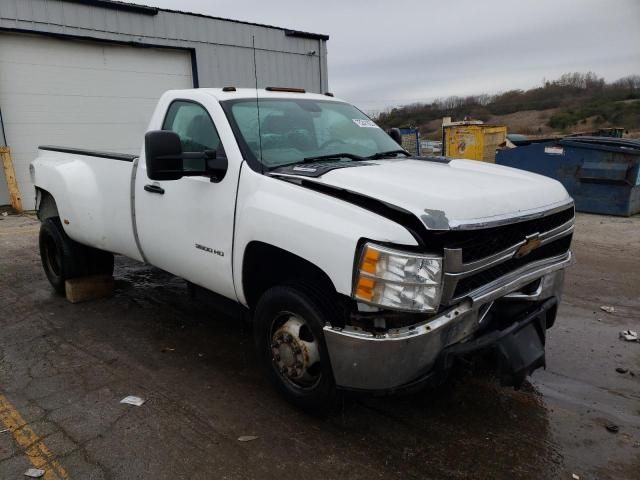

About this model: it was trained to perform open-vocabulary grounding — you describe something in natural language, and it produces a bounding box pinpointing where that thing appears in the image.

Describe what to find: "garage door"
[0,32,193,208]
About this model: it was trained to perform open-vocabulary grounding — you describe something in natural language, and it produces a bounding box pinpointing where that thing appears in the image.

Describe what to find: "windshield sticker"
[292,166,317,172]
[544,146,564,155]
[352,119,379,128]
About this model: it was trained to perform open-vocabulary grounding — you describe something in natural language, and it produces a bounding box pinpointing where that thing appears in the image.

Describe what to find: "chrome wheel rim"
[270,312,321,389]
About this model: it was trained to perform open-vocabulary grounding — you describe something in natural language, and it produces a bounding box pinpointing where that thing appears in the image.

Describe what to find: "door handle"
[144,184,165,195]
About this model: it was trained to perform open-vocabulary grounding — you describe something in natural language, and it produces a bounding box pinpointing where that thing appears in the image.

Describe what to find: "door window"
[163,101,222,153]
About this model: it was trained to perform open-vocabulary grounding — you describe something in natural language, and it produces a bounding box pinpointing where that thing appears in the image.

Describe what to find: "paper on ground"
[120,395,145,406]
[24,468,46,478]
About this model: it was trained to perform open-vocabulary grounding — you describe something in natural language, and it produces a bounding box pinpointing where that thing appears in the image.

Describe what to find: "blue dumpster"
[496,136,640,216]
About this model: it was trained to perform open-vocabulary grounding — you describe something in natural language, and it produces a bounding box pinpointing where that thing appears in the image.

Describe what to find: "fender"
[233,167,418,305]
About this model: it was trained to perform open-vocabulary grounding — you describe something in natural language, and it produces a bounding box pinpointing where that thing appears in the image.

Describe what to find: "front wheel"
[254,285,338,414]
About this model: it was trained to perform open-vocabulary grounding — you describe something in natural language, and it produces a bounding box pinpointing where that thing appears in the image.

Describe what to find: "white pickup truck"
[31,87,574,412]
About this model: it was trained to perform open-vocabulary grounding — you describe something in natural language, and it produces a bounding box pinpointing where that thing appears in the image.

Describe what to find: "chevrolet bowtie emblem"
[515,234,542,258]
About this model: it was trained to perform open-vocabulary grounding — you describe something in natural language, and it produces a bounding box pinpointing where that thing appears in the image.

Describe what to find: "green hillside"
[375,73,640,139]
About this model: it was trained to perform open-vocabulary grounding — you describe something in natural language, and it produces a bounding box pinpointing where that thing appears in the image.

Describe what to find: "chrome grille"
[440,206,575,305]
[452,235,572,298]
[445,206,575,263]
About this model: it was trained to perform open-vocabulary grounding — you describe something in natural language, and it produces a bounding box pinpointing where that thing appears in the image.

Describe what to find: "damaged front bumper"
[324,256,569,391]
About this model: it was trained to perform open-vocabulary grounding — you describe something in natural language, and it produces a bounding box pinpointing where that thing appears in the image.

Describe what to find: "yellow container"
[443,125,507,163]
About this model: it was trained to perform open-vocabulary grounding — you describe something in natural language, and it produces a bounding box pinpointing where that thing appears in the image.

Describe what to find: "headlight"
[352,242,443,313]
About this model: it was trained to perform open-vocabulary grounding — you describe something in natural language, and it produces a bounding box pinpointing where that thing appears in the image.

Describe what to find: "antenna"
[252,35,264,173]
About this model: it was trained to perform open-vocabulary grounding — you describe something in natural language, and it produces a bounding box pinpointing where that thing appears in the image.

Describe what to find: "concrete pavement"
[0,213,638,479]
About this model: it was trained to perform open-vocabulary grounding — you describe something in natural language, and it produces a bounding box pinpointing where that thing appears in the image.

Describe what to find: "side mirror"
[145,130,184,181]
[145,130,229,182]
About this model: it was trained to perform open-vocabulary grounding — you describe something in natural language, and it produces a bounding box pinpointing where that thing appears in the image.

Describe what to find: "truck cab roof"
[164,87,343,103]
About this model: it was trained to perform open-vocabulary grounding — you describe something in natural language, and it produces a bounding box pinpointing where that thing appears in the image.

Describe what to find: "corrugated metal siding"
[0,0,329,91]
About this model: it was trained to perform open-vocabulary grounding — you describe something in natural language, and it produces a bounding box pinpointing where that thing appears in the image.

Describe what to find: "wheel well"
[242,241,340,311]
[35,188,59,221]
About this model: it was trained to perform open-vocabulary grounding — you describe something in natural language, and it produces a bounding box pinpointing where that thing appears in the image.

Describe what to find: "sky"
[127,0,640,113]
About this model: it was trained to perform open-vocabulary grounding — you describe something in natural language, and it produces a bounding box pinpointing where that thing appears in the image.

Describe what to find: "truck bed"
[31,146,143,262]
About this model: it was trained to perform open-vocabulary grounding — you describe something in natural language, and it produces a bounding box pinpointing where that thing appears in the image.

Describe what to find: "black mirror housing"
[145,131,229,182]
[145,130,184,181]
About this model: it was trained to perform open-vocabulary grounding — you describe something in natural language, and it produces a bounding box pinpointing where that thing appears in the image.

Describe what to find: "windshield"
[223,99,402,168]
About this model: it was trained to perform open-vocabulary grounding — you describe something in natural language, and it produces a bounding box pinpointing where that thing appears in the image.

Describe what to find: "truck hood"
[293,158,572,230]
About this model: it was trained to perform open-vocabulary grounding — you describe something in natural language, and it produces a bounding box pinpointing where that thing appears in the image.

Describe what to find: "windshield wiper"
[365,149,410,160]
[301,152,365,163]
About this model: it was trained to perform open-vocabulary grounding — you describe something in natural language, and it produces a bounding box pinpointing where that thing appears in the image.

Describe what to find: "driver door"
[135,97,240,301]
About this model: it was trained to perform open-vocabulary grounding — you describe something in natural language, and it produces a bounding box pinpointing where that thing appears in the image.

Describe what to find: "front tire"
[254,285,338,414]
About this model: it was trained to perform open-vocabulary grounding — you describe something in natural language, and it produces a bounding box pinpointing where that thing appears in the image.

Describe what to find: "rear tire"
[39,218,89,294]
[254,285,339,415]
[39,217,114,294]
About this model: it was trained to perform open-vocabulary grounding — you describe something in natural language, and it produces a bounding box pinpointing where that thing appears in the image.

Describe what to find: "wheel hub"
[271,315,320,386]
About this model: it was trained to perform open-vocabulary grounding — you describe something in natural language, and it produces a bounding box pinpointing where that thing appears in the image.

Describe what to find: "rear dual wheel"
[39,217,114,294]
[254,285,339,414]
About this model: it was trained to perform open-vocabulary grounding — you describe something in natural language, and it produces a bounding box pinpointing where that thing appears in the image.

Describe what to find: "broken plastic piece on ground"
[24,468,46,478]
[0,428,9,434]
[120,395,145,406]
[615,367,628,374]
[1,212,8,217]
[619,330,638,342]
[572,474,580,480]
[161,347,175,353]
[238,435,259,442]
[600,305,615,314]
[605,423,619,434]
